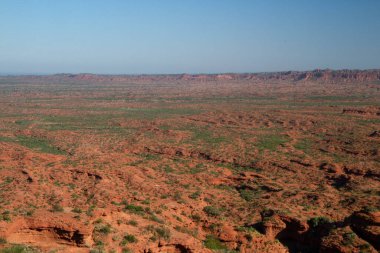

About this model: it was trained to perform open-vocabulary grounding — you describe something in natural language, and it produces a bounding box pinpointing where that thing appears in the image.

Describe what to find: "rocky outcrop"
[260,209,308,241]
[217,224,238,249]
[349,211,380,250]
[260,211,287,239]
[0,212,93,248]
[144,231,210,253]
[320,227,377,253]
[257,209,380,252]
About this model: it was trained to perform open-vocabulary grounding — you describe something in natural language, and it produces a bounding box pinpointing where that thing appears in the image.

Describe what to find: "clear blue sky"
[1,0,379,74]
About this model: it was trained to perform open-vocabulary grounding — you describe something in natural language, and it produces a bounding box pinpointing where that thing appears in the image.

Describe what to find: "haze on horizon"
[1,0,380,75]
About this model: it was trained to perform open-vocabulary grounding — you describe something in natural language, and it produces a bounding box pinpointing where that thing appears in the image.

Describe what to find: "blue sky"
[0,0,379,74]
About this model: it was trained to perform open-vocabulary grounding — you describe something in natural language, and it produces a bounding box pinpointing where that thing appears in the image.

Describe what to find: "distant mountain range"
[2,69,380,83]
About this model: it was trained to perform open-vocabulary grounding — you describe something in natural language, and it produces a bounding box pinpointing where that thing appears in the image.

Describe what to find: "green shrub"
[191,214,201,222]
[127,219,138,226]
[342,232,356,246]
[203,206,221,217]
[142,199,150,205]
[189,191,201,199]
[72,207,82,213]
[150,215,164,224]
[96,224,112,235]
[245,234,253,241]
[120,234,138,245]
[363,206,379,213]
[308,216,331,228]
[155,227,171,240]
[51,204,64,212]
[174,226,198,237]
[0,211,11,222]
[86,205,96,216]
[124,204,144,214]
[162,165,173,173]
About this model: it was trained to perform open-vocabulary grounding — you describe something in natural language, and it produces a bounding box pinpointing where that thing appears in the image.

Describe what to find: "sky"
[0,0,380,74]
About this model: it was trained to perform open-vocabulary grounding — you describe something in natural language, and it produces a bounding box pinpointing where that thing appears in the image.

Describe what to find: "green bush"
[342,232,356,246]
[308,216,331,228]
[127,219,138,226]
[51,204,64,212]
[155,227,171,240]
[120,234,138,245]
[124,204,144,214]
[72,207,82,213]
[191,214,201,222]
[189,191,201,199]
[97,224,112,235]
[203,206,221,217]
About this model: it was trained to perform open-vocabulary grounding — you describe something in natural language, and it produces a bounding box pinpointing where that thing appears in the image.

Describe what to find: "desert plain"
[0,70,379,252]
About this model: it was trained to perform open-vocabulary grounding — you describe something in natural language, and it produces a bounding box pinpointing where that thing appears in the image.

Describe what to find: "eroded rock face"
[261,214,287,239]
[241,237,289,253]
[0,211,92,248]
[260,209,309,242]
[320,162,343,174]
[256,209,380,252]
[218,224,238,242]
[144,230,209,253]
[350,211,380,250]
[217,224,238,249]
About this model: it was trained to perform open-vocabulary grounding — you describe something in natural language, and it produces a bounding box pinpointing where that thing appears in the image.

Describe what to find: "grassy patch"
[0,136,14,142]
[15,120,32,127]
[138,153,160,161]
[16,136,65,155]
[188,164,207,174]
[0,135,65,155]
[190,128,228,145]
[146,225,171,241]
[256,133,289,151]
[124,107,201,120]
[204,235,227,250]
[294,138,313,155]
[238,188,259,201]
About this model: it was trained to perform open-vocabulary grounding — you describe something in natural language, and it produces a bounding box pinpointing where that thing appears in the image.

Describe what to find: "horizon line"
[1,68,380,77]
